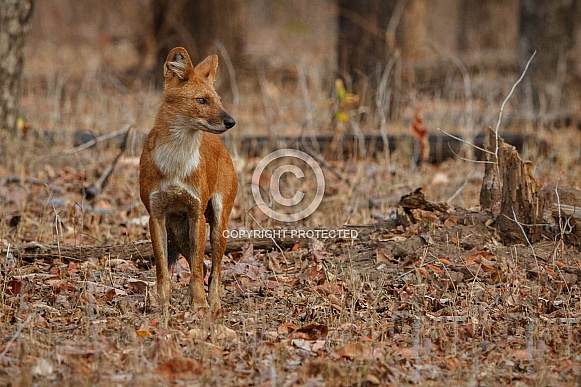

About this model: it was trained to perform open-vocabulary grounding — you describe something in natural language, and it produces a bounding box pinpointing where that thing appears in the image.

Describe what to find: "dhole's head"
[162,47,235,134]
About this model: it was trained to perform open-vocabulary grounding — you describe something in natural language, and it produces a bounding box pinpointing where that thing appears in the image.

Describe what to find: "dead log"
[496,133,544,244]
[550,204,581,247]
[544,186,581,248]
[1,236,313,268]
[229,133,537,164]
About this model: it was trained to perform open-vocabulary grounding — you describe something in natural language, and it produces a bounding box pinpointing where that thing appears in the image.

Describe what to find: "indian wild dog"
[139,47,237,317]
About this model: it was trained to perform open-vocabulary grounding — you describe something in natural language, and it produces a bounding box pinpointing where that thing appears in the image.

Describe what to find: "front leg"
[150,215,170,322]
[208,212,228,310]
[188,210,208,308]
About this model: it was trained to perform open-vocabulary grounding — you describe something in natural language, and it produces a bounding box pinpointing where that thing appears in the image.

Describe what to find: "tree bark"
[0,0,34,133]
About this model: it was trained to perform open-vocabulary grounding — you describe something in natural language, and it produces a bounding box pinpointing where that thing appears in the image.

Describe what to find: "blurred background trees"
[151,0,244,86]
[3,0,581,133]
[519,0,581,117]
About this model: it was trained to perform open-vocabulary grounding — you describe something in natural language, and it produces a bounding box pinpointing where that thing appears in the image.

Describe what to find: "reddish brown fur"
[139,47,237,320]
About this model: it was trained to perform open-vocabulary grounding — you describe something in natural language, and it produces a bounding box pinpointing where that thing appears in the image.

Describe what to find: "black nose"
[224,115,236,129]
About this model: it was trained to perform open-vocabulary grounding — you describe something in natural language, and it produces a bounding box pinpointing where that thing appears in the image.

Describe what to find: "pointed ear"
[164,47,193,80]
[194,55,218,83]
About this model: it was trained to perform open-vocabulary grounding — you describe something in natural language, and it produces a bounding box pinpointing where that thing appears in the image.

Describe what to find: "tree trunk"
[458,0,519,52]
[0,0,34,133]
[519,0,581,114]
[337,0,398,90]
[399,0,427,61]
[151,0,243,87]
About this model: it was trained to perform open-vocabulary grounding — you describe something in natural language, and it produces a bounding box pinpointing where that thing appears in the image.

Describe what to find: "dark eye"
[196,98,207,105]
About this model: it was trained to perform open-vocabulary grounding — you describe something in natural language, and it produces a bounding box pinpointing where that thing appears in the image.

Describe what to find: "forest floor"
[1,62,581,385]
[1,127,580,386]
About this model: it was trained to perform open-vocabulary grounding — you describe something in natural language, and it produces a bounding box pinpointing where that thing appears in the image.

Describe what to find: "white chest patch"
[154,119,202,180]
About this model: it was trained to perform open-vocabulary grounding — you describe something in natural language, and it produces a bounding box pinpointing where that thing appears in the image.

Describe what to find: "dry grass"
[1,32,581,386]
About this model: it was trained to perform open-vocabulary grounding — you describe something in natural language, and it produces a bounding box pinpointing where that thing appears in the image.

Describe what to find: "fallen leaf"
[309,237,325,251]
[278,322,298,335]
[188,328,210,341]
[136,328,153,338]
[238,280,286,293]
[376,251,395,263]
[327,294,342,309]
[213,324,238,341]
[45,279,76,293]
[311,340,326,352]
[542,265,558,279]
[126,279,149,293]
[443,217,457,227]
[156,358,203,381]
[288,324,328,341]
[102,288,117,302]
[5,279,23,295]
[301,266,326,285]
[394,347,416,359]
[291,339,312,352]
[426,263,443,277]
[410,208,441,224]
[418,267,431,280]
[446,357,461,370]
[307,283,345,295]
[465,251,497,273]
[339,322,359,331]
[329,342,372,360]
[442,270,464,285]
[67,261,81,274]
[510,349,531,361]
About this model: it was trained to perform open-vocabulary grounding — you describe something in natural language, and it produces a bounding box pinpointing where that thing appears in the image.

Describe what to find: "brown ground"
[1,11,581,382]
[1,119,580,385]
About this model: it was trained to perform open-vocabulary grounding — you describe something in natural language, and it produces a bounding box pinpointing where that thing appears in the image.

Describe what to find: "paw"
[208,292,221,311]
[189,292,209,309]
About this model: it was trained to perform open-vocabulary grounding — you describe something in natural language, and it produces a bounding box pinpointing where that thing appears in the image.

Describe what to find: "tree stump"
[496,133,544,244]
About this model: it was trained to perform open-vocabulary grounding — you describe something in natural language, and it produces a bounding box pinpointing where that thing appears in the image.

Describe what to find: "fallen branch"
[84,126,135,200]
[2,237,309,268]
[59,127,129,157]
